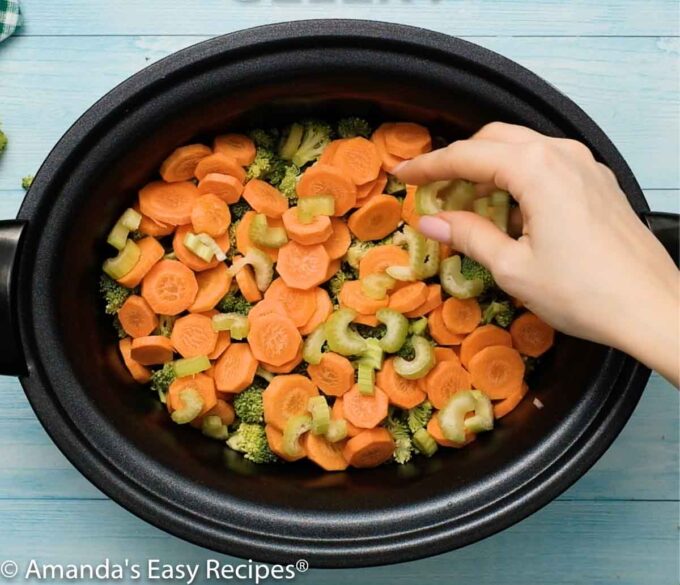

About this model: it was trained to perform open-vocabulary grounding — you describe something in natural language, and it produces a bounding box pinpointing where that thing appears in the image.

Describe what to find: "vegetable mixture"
[100,117,555,471]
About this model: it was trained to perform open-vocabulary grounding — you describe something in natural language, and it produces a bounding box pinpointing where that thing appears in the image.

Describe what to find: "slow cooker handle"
[640,211,679,267]
[0,220,27,376]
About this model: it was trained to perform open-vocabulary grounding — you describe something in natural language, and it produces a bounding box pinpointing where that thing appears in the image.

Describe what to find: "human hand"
[394,122,679,386]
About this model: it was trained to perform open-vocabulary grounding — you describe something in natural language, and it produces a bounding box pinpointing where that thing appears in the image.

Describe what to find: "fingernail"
[392,161,407,174]
[418,216,451,242]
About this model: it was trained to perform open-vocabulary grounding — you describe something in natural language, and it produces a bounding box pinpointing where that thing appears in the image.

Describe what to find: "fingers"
[472,121,542,143]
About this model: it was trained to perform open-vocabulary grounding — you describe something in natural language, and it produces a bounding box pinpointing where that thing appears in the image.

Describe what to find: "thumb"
[418,212,518,271]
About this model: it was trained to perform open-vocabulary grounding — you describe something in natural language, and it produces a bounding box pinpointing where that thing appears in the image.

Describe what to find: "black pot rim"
[14,20,649,568]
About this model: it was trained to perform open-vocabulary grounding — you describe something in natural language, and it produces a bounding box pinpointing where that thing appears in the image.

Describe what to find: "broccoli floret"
[21,175,34,190]
[229,200,251,222]
[0,128,7,153]
[385,174,406,195]
[233,383,265,424]
[354,323,387,340]
[246,147,278,181]
[290,120,332,168]
[217,291,252,316]
[248,128,279,150]
[227,423,278,464]
[150,362,177,400]
[157,315,176,337]
[482,300,515,328]
[385,412,413,464]
[337,117,372,139]
[113,316,127,339]
[276,163,300,203]
[406,400,433,434]
[99,274,133,315]
[461,256,495,292]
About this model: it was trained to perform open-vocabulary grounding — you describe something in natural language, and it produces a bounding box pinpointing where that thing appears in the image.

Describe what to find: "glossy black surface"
[6,21,655,566]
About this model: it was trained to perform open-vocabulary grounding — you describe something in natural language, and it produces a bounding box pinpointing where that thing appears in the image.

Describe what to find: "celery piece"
[414,181,450,215]
[297,195,335,224]
[385,265,417,282]
[249,213,289,248]
[282,414,312,457]
[413,428,438,457]
[324,308,367,356]
[489,190,510,233]
[279,123,305,161]
[357,362,375,396]
[376,308,409,353]
[361,273,396,300]
[419,238,440,279]
[465,390,494,434]
[302,324,326,365]
[439,255,484,299]
[393,335,435,380]
[308,395,331,435]
[325,419,348,443]
[102,239,141,280]
[440,180,476,211]
[256,366,274,382]
[212,312,249,339]
[361,338,384,370]
[107,208,142,250]
[197,233,227,262]
[184,232,214,263]
[202,415,229,440]
[170,388,204,424]
[473,196,490,217]
[409,317,428,336]
[174,355,211,378]
[403,225,428,278]
[229,247,274,291]
[120,208,142,230]
[438,390,477,443]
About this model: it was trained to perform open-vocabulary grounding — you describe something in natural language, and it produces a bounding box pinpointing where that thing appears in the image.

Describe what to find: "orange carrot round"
[342,385,389,429]
[356,170,387,204]
[213,342,259,393]
[423,361,472,409]
[383,122,432,159]
[352,312,380,327]
[307,352,355,397]
[130,335,175,365]
[375,358,427,409]
[263,278,318,327]
[189,263,232,313]
[323,218,352,260]
[333,137,382,185]
[233,261,263,303]
[247,312,302,366]
[135,205,175,237]
[339,280,389,315]
[197,173,244,204]
[460,324,512,369]
[493,382,530,419]
[282,207,333,245]
[331,397,361,437]
[242,179,289,218]
[118,295,159,338]
[262,374,319,431]
[318,138,348,165]
[510,312,555,357]
[441,297,481,335]
[170,313,218,358]
[117,236,165,289]
[173,224,230,272]
[297,164,357,216]
[427,416,476,448]
[358,245,410,280]
[235,211,281,261]
[208,330,231,360]
[266,424,306,462]
[260,341,304,374]
[343,428,395,468]
[347,195,401,241]
[304,433,348,471]
[468,345,525,400]
[428,304,466,346]
[276,241,331,290]
[387,282,428,314]
[194,152,246,183]
[159,144,211,182]
[191,193,231,238]
[167,373,217,417]
[403,284,443,318]
[139,180,199,226]
[141,259,198,316]
[213,133,256,166]
[118,338,152,383]
[371,124,406,172]
[298,288,333,336]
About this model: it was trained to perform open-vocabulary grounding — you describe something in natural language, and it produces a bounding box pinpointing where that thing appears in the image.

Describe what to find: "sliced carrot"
[371,124,406,172]
[332,137,382,185]
[117,236,165,288]
[307,352,355,397]
[468,345,525,400]
[197,173,244,204]
[159,144,212,182]
[130,335,175,365]
[339,280,389,315]
[428,304,466,346]
[460,324,512,369]
[173,224,230,272]
[356,170,387,202]
[375,357,427,409]
[213,133,257,166]
[323,258,342,283]
[352,312,380,327]
[139,181,200,226]
[191,193,231,238]
[298,288,333,336]
[282,207,333,245]
[427,416,476,448]
[441,297,481,335]
[297,163,357,216]
[342,385,389,429]
[358,245,410,280]
[510,312,555,358]
[135,205,175,237]
[433,346,460,365]
[403,284,443,318]
[493,382,530,419]
[170,313,218,358]
[318,138,349,165]
[331,397,361,437]
[423,361,472,409]
[323,218,352,260]
[242,179,289,218]
[343,428,395,468]
[266,424,306,462]
[118,295,159,338]
[208,330,231,360]
[248,298,286,324]
[118,338,152,383]
[189,263,232,313]
[387,282,428,314]
[276,241,331,290]
[401,184,422,229]
[248,312,301,366]
[262,374,319,431]
[260,341,304,374]
[263,278,318,328]
[194,152,246,183]
[233,260,263,302]
[383,122,432,159]
[141,259,198,316]
[235,211,281,261]
[193,398,236,428]
[347,195,401,241]
[213,342,259,393]
[304,433,349,471]
[167,373,217,417]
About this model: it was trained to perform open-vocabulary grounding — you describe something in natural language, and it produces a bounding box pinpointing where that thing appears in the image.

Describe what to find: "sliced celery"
[256,366,274,382]
[279,123,305,161]
[249,213,289,248]
[308,396,331,435]
[302,324,326,365]
[107,208,142,250]
[438,390,476,443]
[212,313,249,339]
[439,255,484,299]
[202,415,229,440]
[393,335,435,380]
[361,338,384,369]
[361,273,396,300]
[465,390,494,433]
[415,181,450,215]
[297,195,335,224]
[282,414,312,457]
[409,317,428,336]
[385,265,417,282]
[376,308,409,353]
[386,225,430,282]
[325,419,348,443]
[174,355,211,378]
[419,238,440,279]
[324,308,367,356]
[102,239,141,280]
[413,428,438,457]
[489,190,510,233]
[197,233,227,262]
[357,362,375,396]
[184,232,214,263]
[415,179,476,215]
[473,196,490,217]
[120,208,143,230]
[170,388,204,424]
[229,247,274,292]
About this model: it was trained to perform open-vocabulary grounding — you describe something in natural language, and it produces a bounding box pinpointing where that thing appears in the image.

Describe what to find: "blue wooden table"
[0,2,678,583]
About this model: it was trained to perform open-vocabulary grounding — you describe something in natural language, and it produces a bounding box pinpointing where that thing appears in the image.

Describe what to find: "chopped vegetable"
[393,335,435,380]
[308,396,331,435]
[174,355,211,378]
